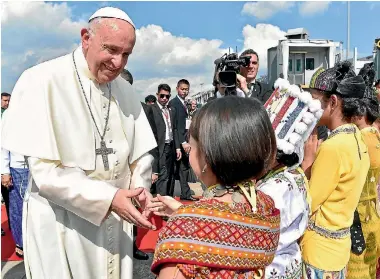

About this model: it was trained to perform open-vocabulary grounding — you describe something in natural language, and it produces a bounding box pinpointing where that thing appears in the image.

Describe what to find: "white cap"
[88,7,135,29]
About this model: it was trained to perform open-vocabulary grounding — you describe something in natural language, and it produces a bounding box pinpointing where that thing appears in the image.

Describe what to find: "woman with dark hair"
[148,96,281,279]
[257,79,324,278]
[346,76,380,278]
[300,61,370,278]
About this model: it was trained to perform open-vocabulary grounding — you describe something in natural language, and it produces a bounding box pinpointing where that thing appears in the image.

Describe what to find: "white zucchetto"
[89,7,135,29]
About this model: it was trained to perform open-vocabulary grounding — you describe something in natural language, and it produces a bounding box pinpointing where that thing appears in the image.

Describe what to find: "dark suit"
[248,81,272,104]
[141,103,159,173]
[151,103,179,196]
[168,96,192,199]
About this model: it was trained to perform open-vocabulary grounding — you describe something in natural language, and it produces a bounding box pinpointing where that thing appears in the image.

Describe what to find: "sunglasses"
[159,94,171,99]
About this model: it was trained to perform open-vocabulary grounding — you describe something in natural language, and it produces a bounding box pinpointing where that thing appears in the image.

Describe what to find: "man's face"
[81,18,136,84]
[177,83,189,99]
[1,96,10,109]
[157,90,171,106]
[240,54,259,81]
[191,101,197,110]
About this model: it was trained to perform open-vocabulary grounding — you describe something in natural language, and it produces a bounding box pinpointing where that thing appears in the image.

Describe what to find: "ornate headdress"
[309,61,366,99]
[358,62,377,99]
[264,79,324,162]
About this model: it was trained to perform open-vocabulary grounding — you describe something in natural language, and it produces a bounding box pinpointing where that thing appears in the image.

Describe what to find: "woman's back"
[152,188,280,278]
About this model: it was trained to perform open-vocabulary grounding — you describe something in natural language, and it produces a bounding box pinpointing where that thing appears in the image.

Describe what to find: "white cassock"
[1,46,157,279]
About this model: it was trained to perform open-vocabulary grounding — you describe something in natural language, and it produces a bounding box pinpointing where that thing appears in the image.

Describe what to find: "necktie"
[162,107,173,140]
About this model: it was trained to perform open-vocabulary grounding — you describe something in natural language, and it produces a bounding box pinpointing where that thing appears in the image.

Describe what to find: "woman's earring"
[201,165,207,173]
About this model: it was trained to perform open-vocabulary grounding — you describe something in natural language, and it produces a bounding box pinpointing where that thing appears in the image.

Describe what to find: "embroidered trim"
[328,125,356,139]
[267,259,302,279]
[307,220,350,239]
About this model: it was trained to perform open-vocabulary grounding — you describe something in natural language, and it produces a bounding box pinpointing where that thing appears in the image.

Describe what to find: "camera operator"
[236,49,272,104]
[207,70,246,102]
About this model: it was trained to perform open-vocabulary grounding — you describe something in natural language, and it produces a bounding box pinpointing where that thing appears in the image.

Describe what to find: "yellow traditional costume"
[301,62,370,278]
[301,124,370,274]
[347,127,380,279]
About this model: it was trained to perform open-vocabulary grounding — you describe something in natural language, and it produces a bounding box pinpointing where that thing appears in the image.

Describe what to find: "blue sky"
[1,1,379,97]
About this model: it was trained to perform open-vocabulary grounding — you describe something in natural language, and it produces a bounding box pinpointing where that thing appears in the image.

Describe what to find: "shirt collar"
[74,46,97,82]
[157,102,167,109]
[177,95,185,104]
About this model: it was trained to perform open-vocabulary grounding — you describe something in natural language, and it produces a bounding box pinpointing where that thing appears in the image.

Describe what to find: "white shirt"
[236,80,256,98]
[1,148,28,174]
[1,110,28,173]
[217,90,246,98]
[157,102,173,142]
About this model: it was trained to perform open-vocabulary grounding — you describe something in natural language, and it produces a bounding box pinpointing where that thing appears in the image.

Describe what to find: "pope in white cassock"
[1,7,158,279]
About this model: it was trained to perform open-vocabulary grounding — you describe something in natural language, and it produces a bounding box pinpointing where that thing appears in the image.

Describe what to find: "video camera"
[214,52,251,95]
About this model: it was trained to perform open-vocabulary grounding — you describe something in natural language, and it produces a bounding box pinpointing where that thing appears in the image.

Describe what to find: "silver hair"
[88,17,120,37]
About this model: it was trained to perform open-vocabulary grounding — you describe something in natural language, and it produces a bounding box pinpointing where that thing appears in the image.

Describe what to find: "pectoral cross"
[95,140,113,171]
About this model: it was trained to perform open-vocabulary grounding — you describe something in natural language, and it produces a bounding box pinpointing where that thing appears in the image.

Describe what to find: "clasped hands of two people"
[111,187,181,231]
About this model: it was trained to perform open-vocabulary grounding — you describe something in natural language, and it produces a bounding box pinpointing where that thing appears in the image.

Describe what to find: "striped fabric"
[151,191,281,279]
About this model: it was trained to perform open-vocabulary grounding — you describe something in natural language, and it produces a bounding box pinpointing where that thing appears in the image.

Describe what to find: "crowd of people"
[1,6,380,279]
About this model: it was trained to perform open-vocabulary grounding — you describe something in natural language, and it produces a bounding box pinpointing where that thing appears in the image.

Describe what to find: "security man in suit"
[151,84,181,197]
[168,79,198,201]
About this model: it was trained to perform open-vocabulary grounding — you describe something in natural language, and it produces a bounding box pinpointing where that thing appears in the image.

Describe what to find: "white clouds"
[1,1,85,75]
[241,1,331,19]
[127,24,226,89]
[132,25,225,67]
[1,1,286,99]
[242,24,286,70]
[241,1,295,20]
[131,23,286,96]
[130,23,286,96]
[1,2,85,38]
[298,1,331,16]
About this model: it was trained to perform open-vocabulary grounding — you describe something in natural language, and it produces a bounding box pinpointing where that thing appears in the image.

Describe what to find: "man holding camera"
[236,49,272,103]
[209,49,271,103]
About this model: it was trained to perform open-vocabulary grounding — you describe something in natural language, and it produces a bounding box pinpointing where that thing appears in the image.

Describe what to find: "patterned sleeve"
[258,172,309,245]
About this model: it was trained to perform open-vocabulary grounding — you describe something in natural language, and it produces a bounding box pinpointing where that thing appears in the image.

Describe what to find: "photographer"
[207,70,246,102]
[236,49,272,104]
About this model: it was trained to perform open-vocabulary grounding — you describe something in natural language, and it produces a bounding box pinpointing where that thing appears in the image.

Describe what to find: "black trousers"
[156,143,175,197]
[176,148,192,199]
[1,185,11,229]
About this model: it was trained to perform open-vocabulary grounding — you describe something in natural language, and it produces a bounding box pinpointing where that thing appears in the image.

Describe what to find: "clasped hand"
[111,188,183,230]
[146,194,183,217]
[111,187,157,230]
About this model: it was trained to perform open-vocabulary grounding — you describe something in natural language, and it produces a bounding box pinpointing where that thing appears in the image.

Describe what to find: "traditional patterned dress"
[347,126,380,279]
[151,185,281,279]
[257,167,310,279]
